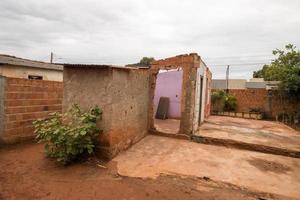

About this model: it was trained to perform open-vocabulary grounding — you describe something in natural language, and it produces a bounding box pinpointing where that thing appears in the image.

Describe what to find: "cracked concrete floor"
[112,135,300,199]
[197,116,300,152]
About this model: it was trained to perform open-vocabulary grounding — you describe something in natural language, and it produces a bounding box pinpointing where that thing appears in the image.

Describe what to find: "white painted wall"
[0,64,63,81]
[192,61,207,133]
[200,62,207,123]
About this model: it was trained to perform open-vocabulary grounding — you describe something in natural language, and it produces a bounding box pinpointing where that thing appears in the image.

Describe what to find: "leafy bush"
[33,104,102,164]
[224,95,237,112]
[211,90,226,112]
[211,90,237,112]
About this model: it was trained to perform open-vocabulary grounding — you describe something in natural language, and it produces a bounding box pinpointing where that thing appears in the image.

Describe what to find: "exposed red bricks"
[149,54,200,135]
[1,77,63,144]
[212,89,299,118]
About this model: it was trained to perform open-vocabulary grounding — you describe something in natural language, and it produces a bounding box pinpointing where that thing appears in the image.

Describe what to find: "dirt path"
[0,142,291,200]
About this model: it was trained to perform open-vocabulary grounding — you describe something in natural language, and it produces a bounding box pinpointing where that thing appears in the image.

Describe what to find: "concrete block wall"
[106,68,149,158]
[63,66,149,159]
[0,76,63,144]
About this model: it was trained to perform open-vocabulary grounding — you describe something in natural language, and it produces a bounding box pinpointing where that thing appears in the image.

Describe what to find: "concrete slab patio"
[194,116,300,157]
[113,135,300,199]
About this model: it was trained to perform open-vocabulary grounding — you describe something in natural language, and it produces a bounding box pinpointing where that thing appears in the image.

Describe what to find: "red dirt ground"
[0,142,288,200]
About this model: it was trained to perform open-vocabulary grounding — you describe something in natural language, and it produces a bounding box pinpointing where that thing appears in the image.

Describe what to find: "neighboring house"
[0,54,64,144]
[0,54,63,81]
[212,78,280,90]
[212,79,246,89]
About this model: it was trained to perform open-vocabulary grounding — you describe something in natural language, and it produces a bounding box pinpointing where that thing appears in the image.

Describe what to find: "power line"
[209,62,271,67]
[204,54,274,60]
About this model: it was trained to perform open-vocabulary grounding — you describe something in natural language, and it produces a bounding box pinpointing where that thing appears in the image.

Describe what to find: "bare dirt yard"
[1,117,300,200]
[1,136,300,200]
[0,141,296,200]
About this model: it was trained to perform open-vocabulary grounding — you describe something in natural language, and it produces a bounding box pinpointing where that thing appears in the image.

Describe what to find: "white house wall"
[0,65,63,81]
[192,61,207,133]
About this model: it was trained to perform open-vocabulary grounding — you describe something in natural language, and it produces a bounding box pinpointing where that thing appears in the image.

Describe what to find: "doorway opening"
[153,68,183,134]
[198,76,204,125]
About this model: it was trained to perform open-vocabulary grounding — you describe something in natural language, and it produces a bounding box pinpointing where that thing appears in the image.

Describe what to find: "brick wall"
[149,54,200,135]
[0,76,63,144]
[211,88,299,119]
[270,92,299,118]
[228,89,268,112]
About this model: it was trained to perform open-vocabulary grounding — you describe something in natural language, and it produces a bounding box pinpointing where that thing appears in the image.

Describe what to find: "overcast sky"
[1,0,300,79]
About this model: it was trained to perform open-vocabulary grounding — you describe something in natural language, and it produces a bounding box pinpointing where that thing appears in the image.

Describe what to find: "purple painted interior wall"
[154,70,182,118]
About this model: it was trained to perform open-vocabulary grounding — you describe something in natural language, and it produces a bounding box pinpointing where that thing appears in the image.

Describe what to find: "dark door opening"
[198,76,203,125]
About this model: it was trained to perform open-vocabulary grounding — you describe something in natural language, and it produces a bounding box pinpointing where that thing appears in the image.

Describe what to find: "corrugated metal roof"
[63,63,149,70]
[0,54,63,70]
[63,64,111,68]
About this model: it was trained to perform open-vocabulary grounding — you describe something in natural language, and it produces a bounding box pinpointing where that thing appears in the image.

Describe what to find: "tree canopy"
[253,44,300,100]
[126,57,155,67]
[138,57,155,66]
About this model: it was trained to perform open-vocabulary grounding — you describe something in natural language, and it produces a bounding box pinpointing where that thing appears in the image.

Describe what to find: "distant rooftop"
[62,63,149,70]
[212,79,280,90]
[0,54,63,71]
[212,79,246,89]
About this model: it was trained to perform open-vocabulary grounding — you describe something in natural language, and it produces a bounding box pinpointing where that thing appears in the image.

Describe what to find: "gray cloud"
[1,0,300,79]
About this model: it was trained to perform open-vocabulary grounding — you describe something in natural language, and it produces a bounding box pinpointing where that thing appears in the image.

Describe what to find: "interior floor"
[154,119,180,134]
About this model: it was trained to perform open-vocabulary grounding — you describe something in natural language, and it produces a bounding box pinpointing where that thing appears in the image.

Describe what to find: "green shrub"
[211,90,226,112]
[211,90,237,112]
[224,95,237,112]
[33,104,102,164]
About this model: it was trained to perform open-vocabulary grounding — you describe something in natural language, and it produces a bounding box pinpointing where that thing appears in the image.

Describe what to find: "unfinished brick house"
[62,53,212,159]
[149,53,211,136]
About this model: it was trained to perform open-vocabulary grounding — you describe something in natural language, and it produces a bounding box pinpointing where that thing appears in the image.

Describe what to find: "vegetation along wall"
[0,76,63,144]
[211,88,300,119]
[63,66,150,159]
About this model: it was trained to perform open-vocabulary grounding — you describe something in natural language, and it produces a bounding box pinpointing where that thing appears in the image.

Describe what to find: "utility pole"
[226,65,230,93]
[50,52,53,63]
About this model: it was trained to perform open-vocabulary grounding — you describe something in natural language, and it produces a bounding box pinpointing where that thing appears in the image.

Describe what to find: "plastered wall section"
[63,67,149,159]
[0,64,63,81]
[204,68,212,118]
